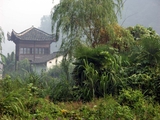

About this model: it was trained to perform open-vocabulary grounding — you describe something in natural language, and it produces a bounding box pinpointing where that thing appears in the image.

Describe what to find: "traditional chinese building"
[7,26,62,73]
[7,26,56,62]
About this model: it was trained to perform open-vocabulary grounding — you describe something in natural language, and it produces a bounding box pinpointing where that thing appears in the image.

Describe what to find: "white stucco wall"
[46,55,63,70]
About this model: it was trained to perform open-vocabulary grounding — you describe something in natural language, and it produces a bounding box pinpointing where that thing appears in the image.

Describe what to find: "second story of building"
[7,26,56,62]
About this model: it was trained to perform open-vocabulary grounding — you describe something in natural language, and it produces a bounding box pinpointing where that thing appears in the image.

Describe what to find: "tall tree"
[0,27,4,78]
[0,52,32,78]
[51,0,124,54]
[0,27,4,51]
[0,52,15,77]
[0,27,4,40]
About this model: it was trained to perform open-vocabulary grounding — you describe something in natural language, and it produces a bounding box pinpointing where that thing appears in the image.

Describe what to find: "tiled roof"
[8,26,56,41]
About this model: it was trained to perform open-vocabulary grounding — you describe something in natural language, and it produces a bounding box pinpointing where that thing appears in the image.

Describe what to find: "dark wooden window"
[42,48,44,54]
[20,48,23,54]
[35,48,46,54]
[26,48,30,54]
[35,48,38,54]
[20,48,31,54]
[39,48,42,54]
[31,48,34,54]
[23,48,27,54]
[44,48,49,54]
[20,48,48,54]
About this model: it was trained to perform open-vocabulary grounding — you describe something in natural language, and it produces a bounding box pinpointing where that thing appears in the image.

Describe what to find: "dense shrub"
[72,45,125,101]
[118,89,160,119]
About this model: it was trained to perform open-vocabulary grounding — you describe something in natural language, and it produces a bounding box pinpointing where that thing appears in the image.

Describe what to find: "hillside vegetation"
[1,25,160,119]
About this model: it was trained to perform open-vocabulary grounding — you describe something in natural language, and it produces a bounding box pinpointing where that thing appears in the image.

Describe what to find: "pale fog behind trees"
[38,15,62,53]
[119,0,160,34]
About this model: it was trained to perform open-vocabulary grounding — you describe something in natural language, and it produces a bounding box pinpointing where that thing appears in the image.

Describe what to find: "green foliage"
[69,25,160,104]
[52,0,123,57]
[0,74,61,119]
[150,68,160,102]
[47,58,74,80]
[49,79,74,102]
[17,58,31,72]
[1,70,160,119]
[60,58,73,80]
[24,72,55,98]
[0,52,15,77]
[72,45,124,101]
[139,36,160,67]
[127,25,159,40]
[129,36,160,68]
[118,89,160,119]
[0,76,28,119]
[58,97,134,120]
[0,53,33,78]
[107,24,135,52]
[47,65,65,78]
[46,61,76,102]
[2,13,160,119]
[0,26,4,45]
[118,89,145,107]
[123,27,160,102]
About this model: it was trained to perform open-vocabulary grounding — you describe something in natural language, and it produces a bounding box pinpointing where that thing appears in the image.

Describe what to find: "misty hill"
[38,15,62,53]
[119,0,160,34]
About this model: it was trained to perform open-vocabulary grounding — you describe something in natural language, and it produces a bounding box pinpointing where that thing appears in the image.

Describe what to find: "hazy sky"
[0,0,59,55]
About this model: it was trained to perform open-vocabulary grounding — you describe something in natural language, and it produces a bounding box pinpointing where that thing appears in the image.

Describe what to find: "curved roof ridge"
[15,26,34,36]
[12,30,23,40]
[9,26,56,41]
[13,26,53,37]
[35,27,53,36]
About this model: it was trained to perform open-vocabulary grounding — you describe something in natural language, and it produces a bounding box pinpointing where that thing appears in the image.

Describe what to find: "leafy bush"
[57,96,134,120]
[49,79,75,102]
[127,25,159,40]
[0,75,62,119]
[72,44,125,101]
[47,65,65,78]
[1,74,160,119]
[118,89,160,119]
[134,36,160,67]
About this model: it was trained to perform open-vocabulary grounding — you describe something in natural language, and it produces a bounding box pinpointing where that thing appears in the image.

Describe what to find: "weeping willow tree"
[51,0,124,55]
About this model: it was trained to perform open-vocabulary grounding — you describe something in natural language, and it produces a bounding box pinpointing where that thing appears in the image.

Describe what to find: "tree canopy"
[0,52,15,77]
[0,27,4,41]
[51,0,124,52]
